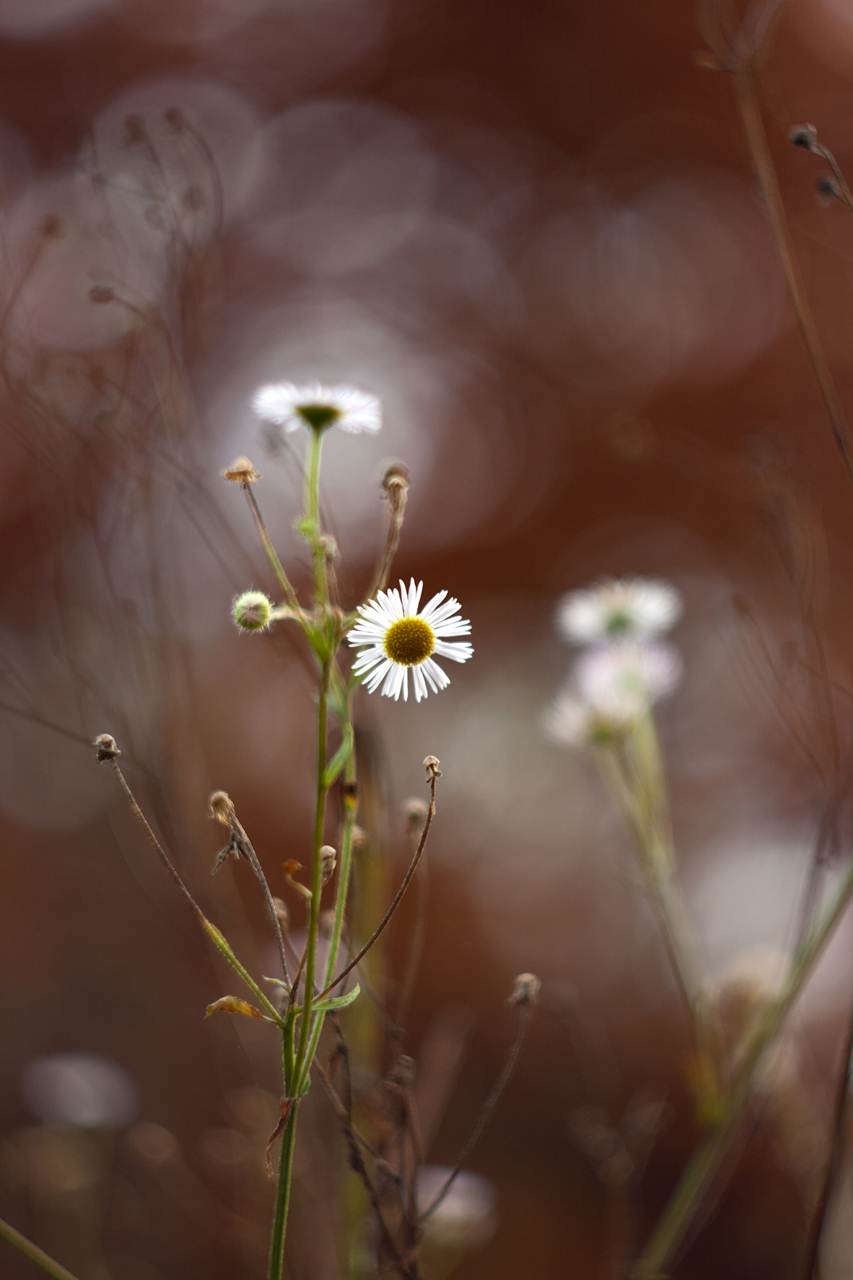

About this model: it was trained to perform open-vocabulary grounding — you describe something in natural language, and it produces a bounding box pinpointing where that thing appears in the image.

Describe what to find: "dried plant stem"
[800,992,853,1278]
[731,62,853,479]
[418,1000,534,1223]
[0,1218,81,1280]
[318,765,439,1002]
[633,851,853,1278]
[241,484,304,620]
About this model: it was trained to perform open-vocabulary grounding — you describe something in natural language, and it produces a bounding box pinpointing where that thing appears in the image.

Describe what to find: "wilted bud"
[93,733,120,762]
[320,844,337,884]
[509,973,541,1007]
[382,462,410,508]
[423,754,441,780]
[209,790,236,827]
[232,590,273,632]
[222,456,260,485]
[789,122,818,150]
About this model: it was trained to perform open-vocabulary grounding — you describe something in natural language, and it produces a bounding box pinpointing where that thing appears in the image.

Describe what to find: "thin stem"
[317,767,439,1002]
[0,1218,81,1280]
[633,852,853,1278]
[322,693,359,991]
[800,992,853,1278]
[305,428,329,603]
[418,1001,534,1223]
[224,810,292,986]
[242,484,305,620]
[292,656,332,1083]
[731,61,853,480]
[268,1096,299,1280]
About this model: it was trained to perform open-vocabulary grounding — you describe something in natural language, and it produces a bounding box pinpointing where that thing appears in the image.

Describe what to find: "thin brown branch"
[317,759,440,1001]
[418,982,537,1224]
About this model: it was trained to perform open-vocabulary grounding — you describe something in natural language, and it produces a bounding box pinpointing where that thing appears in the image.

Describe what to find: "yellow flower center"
[384,616,435,666]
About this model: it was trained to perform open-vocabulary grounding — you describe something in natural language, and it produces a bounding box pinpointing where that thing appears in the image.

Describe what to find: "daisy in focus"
[252,382,381,435]
[558,578,680,645]
[348,579,473,702]
[544,642,681,747]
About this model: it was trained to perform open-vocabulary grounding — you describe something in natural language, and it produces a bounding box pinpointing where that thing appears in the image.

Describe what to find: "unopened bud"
[320,844,337,884]
[93,733,120,762]
[509,973,541,1007]
[232,590,273,632]
[222,456,260,485]
[208,790,236,827]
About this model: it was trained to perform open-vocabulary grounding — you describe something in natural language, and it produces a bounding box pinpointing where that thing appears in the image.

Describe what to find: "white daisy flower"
[557,578,681,645]
[251,382,381,434]
[347,578,473,702]
[544,642,681,746]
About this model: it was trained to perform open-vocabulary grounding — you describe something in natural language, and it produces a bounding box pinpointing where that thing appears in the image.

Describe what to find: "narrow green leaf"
[198,914,283,1024]
[322,723,354,789]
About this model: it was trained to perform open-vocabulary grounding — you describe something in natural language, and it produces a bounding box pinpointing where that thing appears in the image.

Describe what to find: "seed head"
[509,973,541,1007]
[222,456,260,485]
[209,790,236,827]
[93,733,120,763]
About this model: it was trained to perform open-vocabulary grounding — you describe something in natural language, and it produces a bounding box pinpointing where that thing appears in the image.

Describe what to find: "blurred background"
[4,0,853,1275]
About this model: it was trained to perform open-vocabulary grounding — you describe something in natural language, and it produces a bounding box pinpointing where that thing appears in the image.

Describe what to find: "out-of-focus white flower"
[416,1165,497,1251]
[557,578,681,645]
[22,1053,138,1129]
[251,381,381,434]
[545,642,682,746]
[348,577,472,702]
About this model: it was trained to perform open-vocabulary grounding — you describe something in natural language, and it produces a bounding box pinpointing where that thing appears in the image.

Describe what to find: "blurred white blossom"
[558,578,681,645]
[545,642,682,746]
[252,382,380,434]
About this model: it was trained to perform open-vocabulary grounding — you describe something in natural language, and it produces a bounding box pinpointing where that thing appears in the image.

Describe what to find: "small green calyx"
[605,610,632,637]
[297,403,341,431]
[384,617,435,666]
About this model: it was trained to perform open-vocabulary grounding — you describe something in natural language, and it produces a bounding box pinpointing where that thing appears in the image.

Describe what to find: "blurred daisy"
[545,642,681,746]
[558,578,680,644]
[348,578,473,702]
[251,382,380,434]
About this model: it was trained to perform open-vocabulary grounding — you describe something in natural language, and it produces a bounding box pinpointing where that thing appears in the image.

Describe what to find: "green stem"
[293,657,331,1083]
[305,428,328,603]
[634,854,853,1277]
[268,1098,299,1280]
[0,1218,80,1280]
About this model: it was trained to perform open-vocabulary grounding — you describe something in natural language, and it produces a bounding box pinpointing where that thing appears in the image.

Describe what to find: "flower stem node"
[209,790,236,827]
[93,733,121,763]
[509,973,541,1007]
[232,590,273,632]
[222,456,260,485]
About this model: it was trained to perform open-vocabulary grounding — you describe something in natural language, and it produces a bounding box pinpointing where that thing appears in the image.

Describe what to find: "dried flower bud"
[208,790,236,827]
[93,733,120,762]
[382,462,410,510]
[789,123,818,151]
[509,973,541,1007]
[222,456,260,485]
[423,754,441,780]
[320,844,337,884]
[403,797,428,832]
[232,590,273,632]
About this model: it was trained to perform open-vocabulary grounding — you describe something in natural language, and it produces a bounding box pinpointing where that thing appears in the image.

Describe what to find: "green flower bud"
[232,590,273,632]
